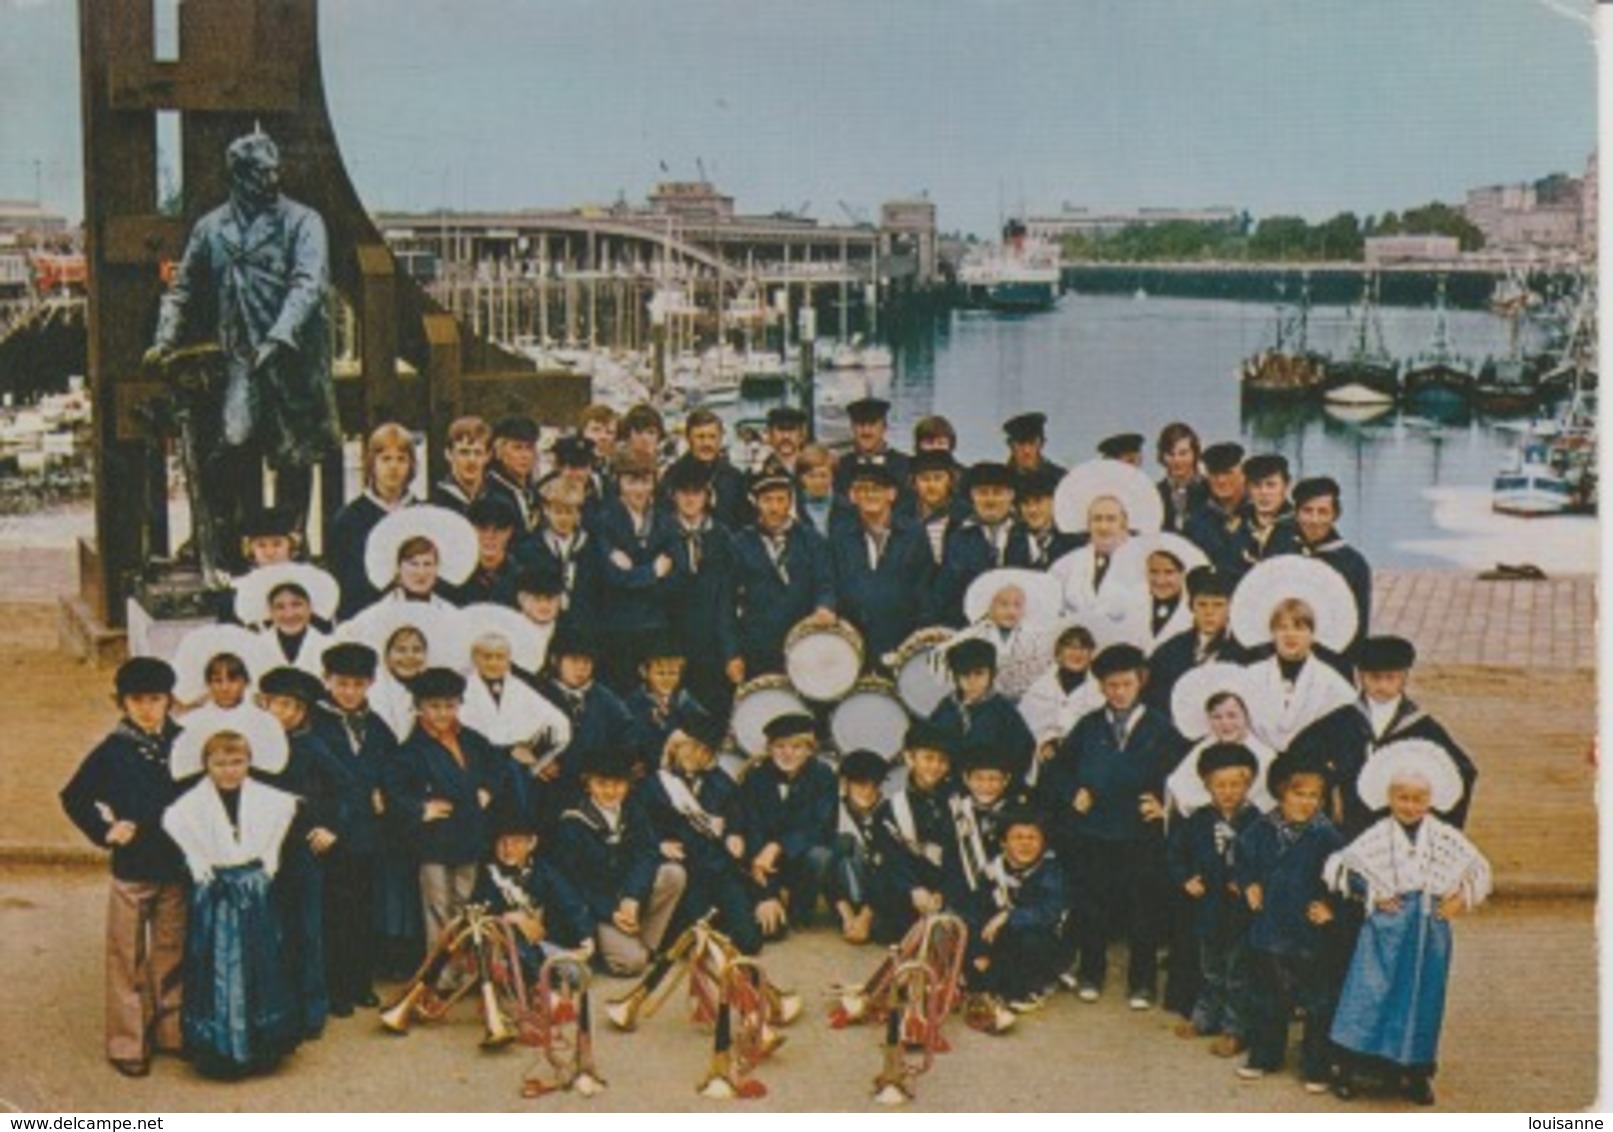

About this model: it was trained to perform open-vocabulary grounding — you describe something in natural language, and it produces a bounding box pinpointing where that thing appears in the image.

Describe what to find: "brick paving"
[1372,569,1597,671]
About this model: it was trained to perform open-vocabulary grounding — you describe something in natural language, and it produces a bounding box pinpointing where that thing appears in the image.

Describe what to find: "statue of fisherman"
[145,127,341,565]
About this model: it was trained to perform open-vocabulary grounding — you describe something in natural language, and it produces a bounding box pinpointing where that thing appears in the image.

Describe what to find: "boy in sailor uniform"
[472,799,595,980]
[429,415,494,517]
[553,747,687,976]
[732,712,838,938]
[59,658,188,1078]
[621,632,710,778]
[1037,643,1183,1008]
[829,749,889,944]
[929,637,1036,786]
[1146,566,1247,713]
[640,712,760,955]
[869,720,968,944]
[971,809,1068,1013]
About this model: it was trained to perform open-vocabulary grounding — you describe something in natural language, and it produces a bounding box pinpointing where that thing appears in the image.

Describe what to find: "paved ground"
[0,866,1595,1114]
[1373,571,1598,671]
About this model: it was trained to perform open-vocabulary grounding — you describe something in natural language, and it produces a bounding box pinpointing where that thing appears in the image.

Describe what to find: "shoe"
[1210,1034,1246,1059]
[1058,967,1081,991]
[1236,1065,1266,1081]
[1303,1080,1330,1095]
[1076,984,1100,1003]
[357,990,381,1009]
[1007,991,1047,1013]
[110,1058,150,1078]
[1173,1020,1202,1039]
[1333,1079,1357,1101]
[1405,1077,1436,1106]
[1128,991,1153,1011]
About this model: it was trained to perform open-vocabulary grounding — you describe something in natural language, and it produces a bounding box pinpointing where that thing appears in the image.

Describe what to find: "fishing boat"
[1492,379,1597,516]
[1323,275,1400,406]
[1475,301,1545,415]
[1403,276,1476,413]
[956,220,1062,312]
[1239,278,1327,401]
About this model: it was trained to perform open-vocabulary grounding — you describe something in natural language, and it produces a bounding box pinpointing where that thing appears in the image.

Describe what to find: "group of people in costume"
[61,401,1488,1104]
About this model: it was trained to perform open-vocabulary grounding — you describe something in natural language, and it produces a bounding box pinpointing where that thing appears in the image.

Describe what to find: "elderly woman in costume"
[1049,457,1165,639]
[1325,740,1491,1106]
[163,715,303,1077]
[948,567,1065,703]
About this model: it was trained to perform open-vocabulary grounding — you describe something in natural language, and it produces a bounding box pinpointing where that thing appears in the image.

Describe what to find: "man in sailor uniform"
[830,462,936,669]
[730,468,838,683]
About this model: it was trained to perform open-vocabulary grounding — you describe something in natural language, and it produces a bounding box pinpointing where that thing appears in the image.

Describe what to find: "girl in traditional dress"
[1325,740,1492,1106]
[162,719,302,1078]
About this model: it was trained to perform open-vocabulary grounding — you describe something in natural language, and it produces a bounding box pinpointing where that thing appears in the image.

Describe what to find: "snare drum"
[730,674,811,759]
[889,626,954,717]
[783,618,865,702]
[829,677,911,761]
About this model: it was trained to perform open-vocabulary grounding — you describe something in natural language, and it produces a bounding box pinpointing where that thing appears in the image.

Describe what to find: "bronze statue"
[145,128,341,572]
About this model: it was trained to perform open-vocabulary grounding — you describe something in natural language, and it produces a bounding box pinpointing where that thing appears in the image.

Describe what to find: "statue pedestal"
[125,564,232,662]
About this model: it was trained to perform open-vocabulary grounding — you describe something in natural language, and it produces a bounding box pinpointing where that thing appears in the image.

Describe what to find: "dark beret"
[1003,412,1048,442]
[1201,442,1247,473]
[494,416,539,443]
[466,494,519,530]
[1196,742,1260,779]
[1097,432,1144,459]
[945,636,998,674]
[1091,643,1148,678]
[1356,634,1416,672]
[838,748,891,784]
[967,461,1014,491]
[321,641,379,679]
[763,711,817,742]
[409,666,468,703]
[258,666,326,704]
[846,397,892,423]
[115,656,176,697]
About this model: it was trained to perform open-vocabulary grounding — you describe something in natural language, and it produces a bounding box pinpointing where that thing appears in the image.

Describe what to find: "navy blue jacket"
[622,686,710,772]
[641,766,744,882]
[1167,802,1260,939]
[1038,704,1182,844]
[485,464,542,536]
[553,796,665,922]
[663,518,742,669]
[1295,697,1477,839]
[872,783,968,909]
[978,851,1067,936]
[734,757,838,895]
[60,720,187,883]
[1145,628,1250,713]
[1021,527,1085,572]
[328,494,395,620]
[593,499,678,635]
[1157,476,1210,535]
[448,554,521,609]
[514,526,605,628]
[1233,811,1343,957]
[387,723,508,866]
[659,453,754,530]
[935,517,1032,626]
[311,702,398,856]
[1236,507,1300,572]
[829,517,937,663]
[429,474,493,519]
[259,725,350,838]
[472,857,595,949]
[930,694,1038,786]
[1183,500,1250,585]
[539,679,639,785]
[731,521,837,674]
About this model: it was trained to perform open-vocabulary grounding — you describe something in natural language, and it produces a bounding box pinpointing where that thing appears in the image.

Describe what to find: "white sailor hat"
[458,602,548,674]
[233,562,341,626]
[171,623,264,704]
[1229,556,1358,654]
[338,601,470,672]
[964,567,1063,628]
[1356,738,1464,812]
[170,704,289,780]
[1053,458,1164,535]
[1170,661,1256,742]
[364,505,479,590]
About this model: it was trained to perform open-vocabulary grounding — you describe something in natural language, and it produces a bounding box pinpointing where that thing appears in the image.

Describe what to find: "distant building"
[0,200,70,246]
[646,181,735,224]
[1581,152,1597,256]
[1464,167,1586,253]
[1024,205,1241,242]
[880,198,938,286]
[1363,234,1460,265]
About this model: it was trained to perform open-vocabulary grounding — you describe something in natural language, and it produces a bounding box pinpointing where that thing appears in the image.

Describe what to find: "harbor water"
[797,293,1597,572]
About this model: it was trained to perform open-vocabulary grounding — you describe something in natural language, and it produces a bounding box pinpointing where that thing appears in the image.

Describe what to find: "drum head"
[896,647,950,717]
[731,678,810,758]
[830,683,911,760]
[786,627,863,702]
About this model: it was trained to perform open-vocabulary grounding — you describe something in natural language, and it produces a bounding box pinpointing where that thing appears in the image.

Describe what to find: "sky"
[0,0,1598,237]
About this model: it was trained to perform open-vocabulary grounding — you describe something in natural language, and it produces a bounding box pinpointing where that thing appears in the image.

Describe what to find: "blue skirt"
[1330,894,1453,1067]
[183,863,302,1078]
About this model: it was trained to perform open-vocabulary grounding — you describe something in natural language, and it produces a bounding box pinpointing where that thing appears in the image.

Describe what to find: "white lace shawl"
[1324,815,1493,913]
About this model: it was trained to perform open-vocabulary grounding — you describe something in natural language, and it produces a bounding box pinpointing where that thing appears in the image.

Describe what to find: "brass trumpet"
[379,903,523,1049]
[520,950,605,1098]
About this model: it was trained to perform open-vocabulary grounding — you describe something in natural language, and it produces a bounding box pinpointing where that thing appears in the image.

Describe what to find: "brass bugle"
[380,981,435,1034]
[480,978,517,1049]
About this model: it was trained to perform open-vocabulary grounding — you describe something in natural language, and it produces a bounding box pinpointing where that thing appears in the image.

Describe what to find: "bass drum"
[783,618,865,702]
[889,626,954,718]
[729,674,811,762]
[829,677,911,762]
